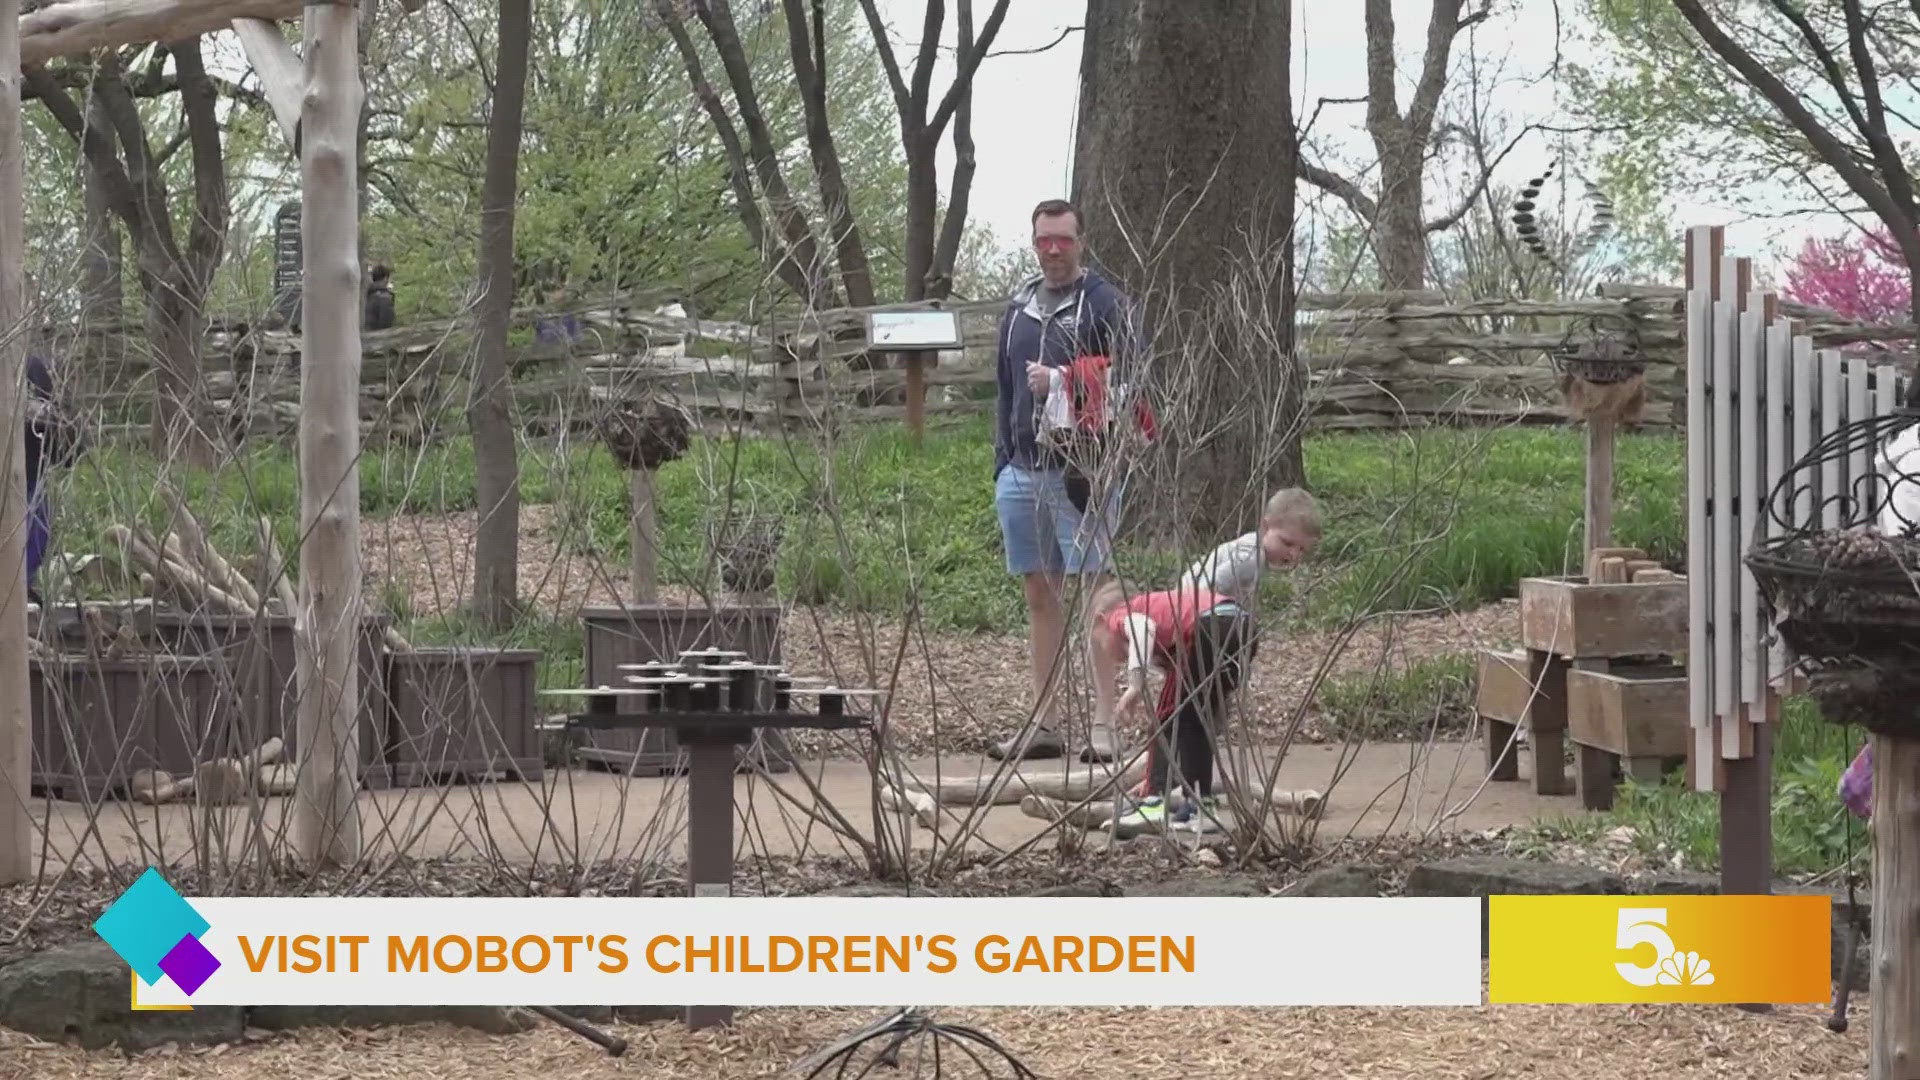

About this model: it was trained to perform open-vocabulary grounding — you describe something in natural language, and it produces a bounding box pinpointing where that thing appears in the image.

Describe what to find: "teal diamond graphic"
[93,867,210,985]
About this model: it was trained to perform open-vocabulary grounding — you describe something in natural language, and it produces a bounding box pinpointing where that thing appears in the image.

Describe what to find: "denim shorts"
[994,463,1121,576]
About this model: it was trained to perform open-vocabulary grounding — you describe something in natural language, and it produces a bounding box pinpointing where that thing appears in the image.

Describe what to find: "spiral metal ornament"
[1511,159,1557,268]
[1745,406,1920,736]
[799,1009,1039,1079]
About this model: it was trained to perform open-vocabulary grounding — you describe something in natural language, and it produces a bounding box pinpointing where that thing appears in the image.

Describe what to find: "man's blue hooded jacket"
[992,268,1141,478]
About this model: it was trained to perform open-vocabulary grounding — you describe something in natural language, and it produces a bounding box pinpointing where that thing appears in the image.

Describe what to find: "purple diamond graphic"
[157,934,220,995]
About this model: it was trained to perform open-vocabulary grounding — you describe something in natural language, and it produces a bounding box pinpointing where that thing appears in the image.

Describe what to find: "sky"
[871,0,1858,284]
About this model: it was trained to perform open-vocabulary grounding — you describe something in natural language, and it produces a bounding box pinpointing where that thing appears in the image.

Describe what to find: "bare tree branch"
[652,0,813,303]
[691,0,836,305]
[781,0,875,305]
[854,0,912,119]
[1300,159,1380,221]
[1667,0,1911,233]
[926,0,1012,138]
[928,0,976,297]
[173,39,228,289]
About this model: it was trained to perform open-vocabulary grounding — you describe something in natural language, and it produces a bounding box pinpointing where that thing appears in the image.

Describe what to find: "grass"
[49,414,1688,633]
[1516,694,1868,881]
[1314,654,1479,741]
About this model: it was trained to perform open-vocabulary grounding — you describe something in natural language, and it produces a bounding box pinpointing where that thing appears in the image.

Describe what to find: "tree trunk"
[292,0,364,869]
[79,102,120,329]
[143,281,217,466]
[0,0,29,887]
[468,0,531,629]
[1071,0,1303,544]
[903,138,939,303]
[1374,146,1427,289]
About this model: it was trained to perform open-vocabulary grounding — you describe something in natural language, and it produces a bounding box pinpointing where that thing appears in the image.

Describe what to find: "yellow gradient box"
[1488,895,1830,1004]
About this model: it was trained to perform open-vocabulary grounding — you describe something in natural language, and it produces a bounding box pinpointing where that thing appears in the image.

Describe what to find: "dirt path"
[36,739,1577,874]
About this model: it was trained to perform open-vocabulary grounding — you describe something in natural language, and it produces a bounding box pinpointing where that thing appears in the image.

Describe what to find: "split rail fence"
[47,282,1919,448]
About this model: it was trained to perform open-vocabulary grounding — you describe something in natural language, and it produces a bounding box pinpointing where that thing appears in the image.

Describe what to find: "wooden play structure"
[1479,553,1690,811]
[1476,309,1693,811]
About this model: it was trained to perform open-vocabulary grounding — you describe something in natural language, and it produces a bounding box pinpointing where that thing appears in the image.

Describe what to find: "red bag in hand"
[1051,354,1156,513]
[1061,354,1157,442]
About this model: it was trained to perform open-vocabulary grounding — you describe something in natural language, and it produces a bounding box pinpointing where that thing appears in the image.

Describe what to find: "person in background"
[364,263,396,330]
[24,350,81,603]
[1840,742,1872,820]
[988,197,1145,764]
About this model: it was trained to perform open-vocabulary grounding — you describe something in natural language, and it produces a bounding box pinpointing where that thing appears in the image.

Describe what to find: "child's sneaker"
[1112,796,1176,833]
[1176,796,1225,833]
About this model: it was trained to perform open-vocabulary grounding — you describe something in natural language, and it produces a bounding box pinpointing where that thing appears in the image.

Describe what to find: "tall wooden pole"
[1585,418,1614,556]
[291,0,363,867]
[0,0,32,886]
[630,468,658,603]
[1873,732,1920,1078]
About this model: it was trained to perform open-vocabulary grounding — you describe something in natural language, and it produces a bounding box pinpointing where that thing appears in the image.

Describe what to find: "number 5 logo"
[1615,907,1675,986]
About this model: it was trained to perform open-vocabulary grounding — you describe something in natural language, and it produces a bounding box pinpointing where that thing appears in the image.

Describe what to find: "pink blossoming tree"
[1782,227,1913,328]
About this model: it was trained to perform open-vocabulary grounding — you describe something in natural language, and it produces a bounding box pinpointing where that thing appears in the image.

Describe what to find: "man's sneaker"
[987,725,1065,761]
[1079,724,1120,764]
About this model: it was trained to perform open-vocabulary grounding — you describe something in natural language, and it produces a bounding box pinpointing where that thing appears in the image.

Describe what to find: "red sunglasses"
[1033,235,1078,252]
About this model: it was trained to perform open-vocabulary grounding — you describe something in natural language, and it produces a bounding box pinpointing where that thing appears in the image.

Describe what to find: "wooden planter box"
[1567,664,1690,759]
[1475,647,1572,796]
[1518,575,1687,660]
[30,655,227,801]
[143,609,395,788]
[576,604,791,776]
[383,648,543,785]
[1566,663,1690,810]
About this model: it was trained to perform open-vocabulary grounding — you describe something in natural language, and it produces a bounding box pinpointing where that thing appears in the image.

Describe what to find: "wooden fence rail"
[53,283,1918,444]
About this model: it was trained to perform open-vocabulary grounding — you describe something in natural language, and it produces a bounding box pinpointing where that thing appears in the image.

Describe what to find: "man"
[989,198,1143,762]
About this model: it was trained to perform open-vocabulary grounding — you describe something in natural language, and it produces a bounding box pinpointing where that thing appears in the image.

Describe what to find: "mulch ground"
[0,997,1870,1078]
[373,509,1522,759]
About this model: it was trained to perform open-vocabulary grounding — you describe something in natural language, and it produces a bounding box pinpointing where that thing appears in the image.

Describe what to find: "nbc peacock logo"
[1614,907,1716,988]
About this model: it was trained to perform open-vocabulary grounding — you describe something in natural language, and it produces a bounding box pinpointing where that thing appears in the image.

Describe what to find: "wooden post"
[630,467,658,603]
[0,0,30,886]
[1585,417,1614,556]
[683,731,736,1031]
[1874,732,1920,1079]
[291,0,364,867]
[903,353,926,446]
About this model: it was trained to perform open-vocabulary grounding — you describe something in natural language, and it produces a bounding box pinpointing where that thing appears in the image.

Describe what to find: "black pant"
[1146,607,1255,799]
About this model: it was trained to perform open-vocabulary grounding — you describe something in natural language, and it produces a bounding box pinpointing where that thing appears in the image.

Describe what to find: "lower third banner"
[99,872,1484,1009]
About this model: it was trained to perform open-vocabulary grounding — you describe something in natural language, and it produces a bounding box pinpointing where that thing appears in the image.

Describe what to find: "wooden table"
[544,681,879,1031]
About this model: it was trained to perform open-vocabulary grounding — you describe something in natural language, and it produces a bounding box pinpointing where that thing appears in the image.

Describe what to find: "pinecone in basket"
[1795,526,1918,572]
[596,397,693,471]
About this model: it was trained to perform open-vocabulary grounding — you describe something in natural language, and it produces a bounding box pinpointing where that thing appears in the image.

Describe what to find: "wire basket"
[1548,313,1646,385]
[1744,406,1920,733]
[798,1009,1038,1079]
